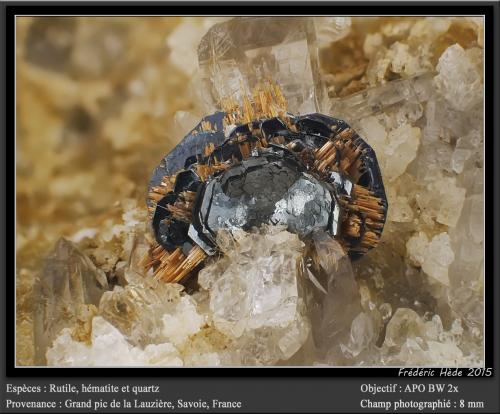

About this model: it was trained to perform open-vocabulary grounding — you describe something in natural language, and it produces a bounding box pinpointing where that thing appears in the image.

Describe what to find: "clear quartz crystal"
[313,17,351,46]
[33,238,109,365]
[434,44,483,112]
[383,308,425,349]
[341,312,376,358]
[197,17,329,114]
[98,277,185,347]
[331,73,434,124]
[304,231,362,364]
[197,226,310,364]
[47,316,184,367]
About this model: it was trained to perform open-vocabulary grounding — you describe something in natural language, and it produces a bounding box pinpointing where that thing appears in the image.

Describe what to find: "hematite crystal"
[146,90,388,283]
[200,150,333,239]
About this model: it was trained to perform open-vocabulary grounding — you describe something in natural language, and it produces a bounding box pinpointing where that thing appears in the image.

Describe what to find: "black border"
[4,2,498,379]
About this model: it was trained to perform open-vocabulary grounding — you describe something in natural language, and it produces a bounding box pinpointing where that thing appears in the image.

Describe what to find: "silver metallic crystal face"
[269,173,332,236]
[196,150,340,251]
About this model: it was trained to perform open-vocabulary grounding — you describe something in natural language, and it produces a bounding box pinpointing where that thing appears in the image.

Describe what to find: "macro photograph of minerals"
[15,16,484,367]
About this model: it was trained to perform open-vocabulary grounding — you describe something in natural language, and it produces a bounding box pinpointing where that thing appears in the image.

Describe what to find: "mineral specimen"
[199,226,310,364]
[304,230,363,362]
[33,238,109,365]
[145,97,388,283]
[197,17,330,114]
[47,316,184,367]
[17,16,484,368]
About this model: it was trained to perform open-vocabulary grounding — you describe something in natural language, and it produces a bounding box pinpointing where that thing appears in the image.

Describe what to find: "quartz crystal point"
[434,44,483,112]
[304,231,362,363]
[331,73,434,123]
[98,278,186,348]
[198,226,310,365]
[198,17,328,114]
[33,238,109,364]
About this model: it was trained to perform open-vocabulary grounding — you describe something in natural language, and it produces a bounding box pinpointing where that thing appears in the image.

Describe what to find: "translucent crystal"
[423,233,455,286]
[424,314,444,341]
[386,190,414,223]
[415,175,466,227]
[394,337,465,366]
[357,117,421,183]
[406,231,430,267]
[388,42,426,77]
[199,227,304,338]
[406,232,455,286]
[47,317,184,366]
[384,124,421,182]
[434,44,482,112]
[98,277,185,347]
[451,130,482,174]
[305,231,362,363]
[446,193,483,335]
[313,17,351,45]
[384,308,425,349]
[341,312,376,358]
[197,227,309,364]
[33,238,109,364]
[233,314,310,365]
[197,17,327,114]
[331,73,434,123]
[162,296,206,347]
[358,116,386,156]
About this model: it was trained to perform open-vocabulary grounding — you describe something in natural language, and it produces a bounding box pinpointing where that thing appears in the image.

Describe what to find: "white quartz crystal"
[385,124,421,181]
[359,118,421,182]
[198,17,328,114]
[47,317,183,366]
[197,227,309,364]
[384,308,425,348]
[434,44,482,112]
[162,296,206,347]
[388,42,423,77]
[406,232,455,286]
[341,312,376,358]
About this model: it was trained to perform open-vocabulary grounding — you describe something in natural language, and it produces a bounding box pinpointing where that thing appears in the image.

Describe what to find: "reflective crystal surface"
[198,227,310,364]
[98,278,186,347]
[198,17,328,114]
[303,231,363,363]
[201,152,333,238]
[33,238,109,364]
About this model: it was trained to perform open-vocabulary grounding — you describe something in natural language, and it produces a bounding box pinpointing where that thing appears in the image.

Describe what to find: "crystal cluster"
[16,16,484,367]
[46,227,310,366]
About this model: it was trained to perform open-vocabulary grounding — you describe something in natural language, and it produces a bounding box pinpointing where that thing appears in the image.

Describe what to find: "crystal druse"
[15,16,484,367]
